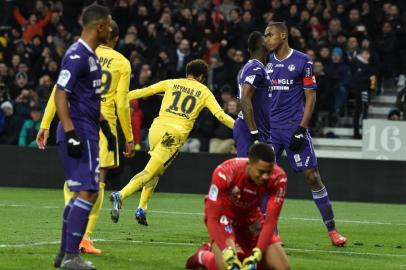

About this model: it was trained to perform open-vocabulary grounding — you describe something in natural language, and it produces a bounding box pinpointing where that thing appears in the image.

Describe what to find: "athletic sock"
[60,198,74,252]
[66,198,93,254]
[312,187,335,231]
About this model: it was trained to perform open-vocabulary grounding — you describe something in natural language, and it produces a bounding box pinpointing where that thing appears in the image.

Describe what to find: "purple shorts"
[57,139,100,192]
[233,118,270,157]
[270,127,318,172]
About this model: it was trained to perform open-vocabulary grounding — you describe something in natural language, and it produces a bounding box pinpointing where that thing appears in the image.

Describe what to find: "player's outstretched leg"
[304,168,347,246]
[109,191,122,223]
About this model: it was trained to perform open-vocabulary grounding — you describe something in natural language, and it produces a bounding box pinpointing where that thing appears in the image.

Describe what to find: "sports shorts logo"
[68,138,80,146]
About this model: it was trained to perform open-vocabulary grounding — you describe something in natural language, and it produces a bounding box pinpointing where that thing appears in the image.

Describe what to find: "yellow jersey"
[41,45,133,143]
[128,78,234,135]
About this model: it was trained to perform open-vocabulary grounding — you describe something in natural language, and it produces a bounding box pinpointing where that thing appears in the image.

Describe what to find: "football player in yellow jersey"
[36,20,135,254]
[109,59,235,225]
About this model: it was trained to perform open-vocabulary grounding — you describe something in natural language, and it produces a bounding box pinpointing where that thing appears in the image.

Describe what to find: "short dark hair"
[186,59,208,79]
[248,31,264,53]
[110,19,119,40]
[249,143,275,163]
[268,21,288,33]
[82,4,110,27]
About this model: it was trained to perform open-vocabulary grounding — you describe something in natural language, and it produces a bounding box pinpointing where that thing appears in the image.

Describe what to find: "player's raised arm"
[205,92,235,129]
[36,85,57,149]
[128,80,168,100]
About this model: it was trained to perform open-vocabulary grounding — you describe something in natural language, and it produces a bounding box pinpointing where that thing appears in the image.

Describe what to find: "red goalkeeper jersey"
[204,158,287,252]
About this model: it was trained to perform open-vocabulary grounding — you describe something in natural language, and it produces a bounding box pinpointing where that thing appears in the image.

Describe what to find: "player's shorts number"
[100,70,112,95]
[169,91,196,114]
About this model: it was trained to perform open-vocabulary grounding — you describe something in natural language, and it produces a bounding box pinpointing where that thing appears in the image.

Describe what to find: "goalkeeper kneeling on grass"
[186,143,290,270]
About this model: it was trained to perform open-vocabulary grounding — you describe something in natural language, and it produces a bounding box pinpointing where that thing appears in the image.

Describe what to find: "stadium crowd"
[0,0,405,151]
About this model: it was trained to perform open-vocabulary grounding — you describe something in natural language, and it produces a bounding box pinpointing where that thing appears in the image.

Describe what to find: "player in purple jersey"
[54,5,112,270]
[233,31,271,157]
[264,22,347,247]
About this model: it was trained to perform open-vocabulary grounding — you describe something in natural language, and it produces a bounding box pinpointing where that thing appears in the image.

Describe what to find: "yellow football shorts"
[148,121,187,172]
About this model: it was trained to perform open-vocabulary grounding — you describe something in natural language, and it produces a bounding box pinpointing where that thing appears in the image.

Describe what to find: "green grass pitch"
[0,187,405,270]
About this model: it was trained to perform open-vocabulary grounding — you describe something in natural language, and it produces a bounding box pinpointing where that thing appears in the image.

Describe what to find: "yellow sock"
[63,181,74,205]
[83,182,105,240]
[120,158,163,200]
[138,176,159,210]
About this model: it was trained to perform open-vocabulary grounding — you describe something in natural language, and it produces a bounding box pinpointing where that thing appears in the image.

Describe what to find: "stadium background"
[0,1,406,269]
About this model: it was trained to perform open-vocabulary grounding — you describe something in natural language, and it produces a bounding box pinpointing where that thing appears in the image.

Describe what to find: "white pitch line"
[0,239,405,258]
[1,203,406,226]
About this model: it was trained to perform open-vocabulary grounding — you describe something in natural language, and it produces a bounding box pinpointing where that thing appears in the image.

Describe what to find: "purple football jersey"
[266,49,317,129]
[56,39,102,142]
[237,59,271,138]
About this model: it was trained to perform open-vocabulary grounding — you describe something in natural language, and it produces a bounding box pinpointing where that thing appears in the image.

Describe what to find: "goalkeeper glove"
[222,247,242,270]
[250,130,259,144]
[65,130,82,159]
[100,120,116,152]
[242,248,262,270]
[289,126,306,152]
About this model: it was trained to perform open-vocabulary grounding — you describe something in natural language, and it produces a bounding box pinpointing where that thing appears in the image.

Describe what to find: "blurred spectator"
[350,49,375,139]
[168,38,195,78]
[387,107,401,121]
[0,82,11,104]
[209,98,238,153]
[345,36,359,64]
[0,101,23,145]
[130,99,143,151]
[325,47,351,120]
[311,60,334,135]
[219,0,237,22]
[395,87,406,120]
[376,21,398,85]
[18,103,42,147]
[13,5,52,43]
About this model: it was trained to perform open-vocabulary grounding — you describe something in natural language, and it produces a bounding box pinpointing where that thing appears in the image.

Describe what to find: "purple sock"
[312,187,335,231]
[60,198,75,252]
[65,198,93,254]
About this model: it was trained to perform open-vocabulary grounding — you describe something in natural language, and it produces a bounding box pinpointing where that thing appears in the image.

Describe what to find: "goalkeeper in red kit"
[186,143,290,270]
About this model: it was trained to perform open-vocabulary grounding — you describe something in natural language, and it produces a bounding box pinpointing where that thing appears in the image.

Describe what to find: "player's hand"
[123,141,135,158]
[65,130,82,158]
[36,128,49,150]
[289,126,306,152]
[100,120,116,152]
[222,247,242,270]
[250,130,260,145]
[242,248,262,270]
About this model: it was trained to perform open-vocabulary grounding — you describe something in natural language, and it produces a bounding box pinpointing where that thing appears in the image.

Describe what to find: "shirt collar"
[273,48,293,62]
[78,38,95,54]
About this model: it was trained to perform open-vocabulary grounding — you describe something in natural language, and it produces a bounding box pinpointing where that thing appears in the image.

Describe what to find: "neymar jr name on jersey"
[173,84,202,98]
